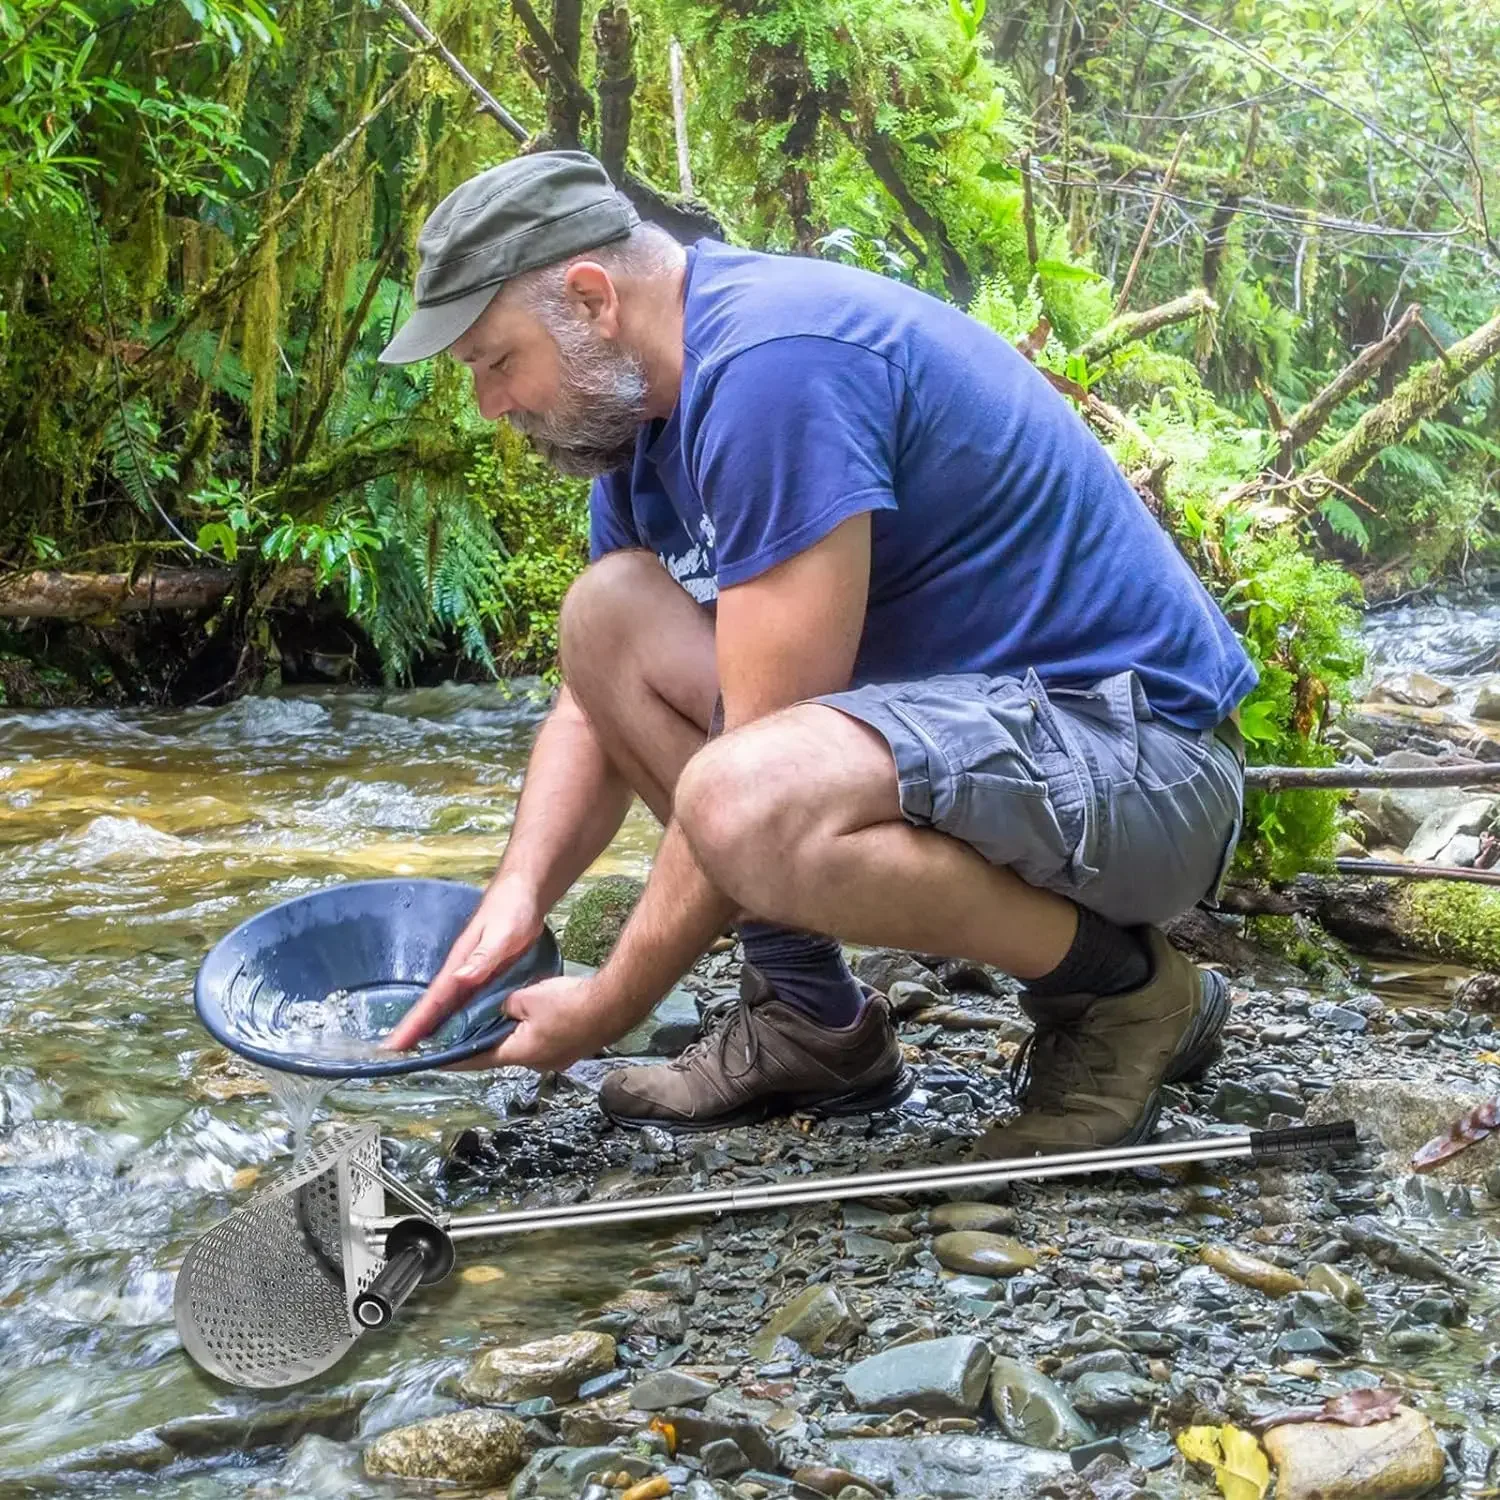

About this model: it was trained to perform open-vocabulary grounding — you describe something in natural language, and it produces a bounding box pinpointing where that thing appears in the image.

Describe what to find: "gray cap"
[378,151,640,365]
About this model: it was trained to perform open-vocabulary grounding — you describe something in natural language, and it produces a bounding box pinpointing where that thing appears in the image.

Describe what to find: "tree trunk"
[0,569,234,620]
[548,0,584,146]
[593,2,635,182]
[1310,305,1500,489]
[859,131,973,307]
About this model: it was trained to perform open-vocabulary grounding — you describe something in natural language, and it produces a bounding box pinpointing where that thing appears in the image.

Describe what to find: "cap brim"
[377,284,502,365]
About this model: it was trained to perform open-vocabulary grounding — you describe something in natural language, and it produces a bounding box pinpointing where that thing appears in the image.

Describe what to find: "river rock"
[1308,1077,1500,1184]
[561,876,644,965]
[851,948,934,994]
[826,1435,1072,1497]
[629,1370,720,1410]
[1066,1371,1157,1422]
[1262,1405,1444,1500]
[509,1445,655,1499]
[1200,1243,1306,1297]
[1352,786,1465,848]
[607,987,702,1057]
[932,1231,1036,1277]
[361,1410,527,1484]
[841,1335,992,1417]
[458,1330,615,1404]
[1284,1290,1361,1352]
[1372,672,1453,709]
[929,1202,1017,1234]
[1404,797,1495,862]
[1476,679,1500,722]
[986,1356,1095,1450]
[1307,1263,1367,1308]
[750,1284,864,1360]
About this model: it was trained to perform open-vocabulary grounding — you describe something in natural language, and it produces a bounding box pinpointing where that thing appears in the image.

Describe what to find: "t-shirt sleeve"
[690,337,901,588]
[588,471,642,562]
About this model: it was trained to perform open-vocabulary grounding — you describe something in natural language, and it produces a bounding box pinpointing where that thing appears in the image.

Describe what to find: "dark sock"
[738,923,866,1027]
[1023,905,1151,999]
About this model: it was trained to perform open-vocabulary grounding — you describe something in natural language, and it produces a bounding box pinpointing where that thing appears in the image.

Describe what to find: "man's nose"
[473,373,514,421]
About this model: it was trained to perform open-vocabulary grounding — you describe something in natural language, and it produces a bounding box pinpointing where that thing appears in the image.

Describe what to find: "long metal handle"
[374,1122,1357,1243]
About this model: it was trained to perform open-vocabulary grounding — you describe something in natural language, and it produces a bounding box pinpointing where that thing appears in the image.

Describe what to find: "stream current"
[0,684,662,1496]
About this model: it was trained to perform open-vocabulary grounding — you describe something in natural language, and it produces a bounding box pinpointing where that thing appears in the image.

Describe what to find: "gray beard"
[508,325,651,478]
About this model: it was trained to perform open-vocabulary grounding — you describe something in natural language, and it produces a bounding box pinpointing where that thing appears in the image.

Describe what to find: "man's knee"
[676,726,809,908]
[557,549,664,674]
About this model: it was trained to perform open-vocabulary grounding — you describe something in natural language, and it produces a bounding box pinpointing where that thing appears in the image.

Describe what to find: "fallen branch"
[1077,287,1216,364]
[387,0,528,142]
[1333,858,1500,888]
[1308,303,1500,489]
[1244,761,1500,792]
[1115,132,1187,313]
[0,568,233,620]
[1276,304,1421,464]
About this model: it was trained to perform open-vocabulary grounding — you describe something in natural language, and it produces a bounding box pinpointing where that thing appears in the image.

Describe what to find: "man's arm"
[385,684,632,1049]
[482,517,872,1068]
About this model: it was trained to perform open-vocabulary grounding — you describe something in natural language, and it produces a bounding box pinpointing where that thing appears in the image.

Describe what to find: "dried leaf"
[459,1264,505,1284]
[1176,1423,1270,1500]
[1015,317,1051,361]
[1252,1385,1404,1432]
[1411,1096,1500,1170]
[1476,1051,1500,1066]
[647,1417,677,1456]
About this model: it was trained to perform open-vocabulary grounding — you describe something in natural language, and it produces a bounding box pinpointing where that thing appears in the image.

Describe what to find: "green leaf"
[978,161,1021,183]
[1317,497,1369,549]
[1035,258,1099,283]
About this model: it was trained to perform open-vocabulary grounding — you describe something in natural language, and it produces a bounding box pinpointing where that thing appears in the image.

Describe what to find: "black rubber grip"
[1249,1120,1358,1160]
[353,1244,427,1330]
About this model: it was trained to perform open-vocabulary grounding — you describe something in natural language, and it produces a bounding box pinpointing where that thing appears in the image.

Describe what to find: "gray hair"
[509,219,684,323]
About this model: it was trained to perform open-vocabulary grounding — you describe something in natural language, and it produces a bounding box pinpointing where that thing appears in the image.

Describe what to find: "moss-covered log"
[1077,288,1216,363]
[0,568,234,620]
[1223,875,1500,969]
[1310,305,1500,488]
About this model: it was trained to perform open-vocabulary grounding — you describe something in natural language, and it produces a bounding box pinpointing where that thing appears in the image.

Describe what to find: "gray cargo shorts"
[817,668,1244,929]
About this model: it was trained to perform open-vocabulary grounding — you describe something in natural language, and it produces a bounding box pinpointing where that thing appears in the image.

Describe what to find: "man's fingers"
[383,971,466,1050]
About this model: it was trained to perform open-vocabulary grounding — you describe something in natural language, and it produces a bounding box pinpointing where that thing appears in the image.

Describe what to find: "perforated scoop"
[194,878,561,1078]
[175,1120,1359,1388]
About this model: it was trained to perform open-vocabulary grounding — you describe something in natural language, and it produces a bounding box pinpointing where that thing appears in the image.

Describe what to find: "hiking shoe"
[972,926,1229,1159]
[598,969,914,1132]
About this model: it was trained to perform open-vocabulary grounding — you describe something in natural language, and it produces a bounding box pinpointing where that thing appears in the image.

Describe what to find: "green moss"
[560,876,646,967]
[1403,883,1500,971]
[1245,913,1349,982]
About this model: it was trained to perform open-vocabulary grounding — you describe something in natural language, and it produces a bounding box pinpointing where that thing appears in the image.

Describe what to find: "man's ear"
[563,261,621,338]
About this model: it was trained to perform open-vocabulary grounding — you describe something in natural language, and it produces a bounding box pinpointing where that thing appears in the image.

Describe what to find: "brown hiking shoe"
[972,927,1229,1159]
[598,967,914,1132]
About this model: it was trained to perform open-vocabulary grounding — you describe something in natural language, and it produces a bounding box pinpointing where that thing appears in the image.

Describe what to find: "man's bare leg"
[675,703,1078,976]
[560,552,872,1029]
[557,549,719,819]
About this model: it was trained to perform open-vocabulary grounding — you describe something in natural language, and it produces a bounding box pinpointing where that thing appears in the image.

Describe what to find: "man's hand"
[383,879,543,1052]
[443,973,625,1073]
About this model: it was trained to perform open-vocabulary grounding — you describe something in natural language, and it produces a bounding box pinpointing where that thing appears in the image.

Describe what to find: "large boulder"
[1370,672,1453,708]
[561,876,645,965]
[1403,797,1495,862]
[362,1410,527,1484]
[458,1330,615,1404]
[1308,1077,1500,1185]
[1263,1405,1444,1500]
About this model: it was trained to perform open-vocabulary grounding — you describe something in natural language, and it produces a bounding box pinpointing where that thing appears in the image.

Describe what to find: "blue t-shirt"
[589,241,1257,729]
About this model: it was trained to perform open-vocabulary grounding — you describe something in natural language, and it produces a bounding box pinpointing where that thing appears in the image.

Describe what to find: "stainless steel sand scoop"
[175,1119,1359,1389]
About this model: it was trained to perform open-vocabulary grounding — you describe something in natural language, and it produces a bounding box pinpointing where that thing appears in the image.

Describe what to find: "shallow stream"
[0,685,662,1496]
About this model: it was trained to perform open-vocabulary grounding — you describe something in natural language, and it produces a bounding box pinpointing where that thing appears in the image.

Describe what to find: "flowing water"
[0,684,664,1497]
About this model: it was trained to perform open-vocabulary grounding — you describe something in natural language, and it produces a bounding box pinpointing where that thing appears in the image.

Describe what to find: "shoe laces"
[673,990,762,1077]
[1007,1019,1100,1114]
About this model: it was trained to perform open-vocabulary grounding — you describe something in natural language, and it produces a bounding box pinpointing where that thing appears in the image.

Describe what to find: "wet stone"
[929,1201,1017,1234]
[749,1283,864,1360]
[1200,1243,1306,1297]
[840,1334,993,1417]
[1263,1405,1444,1500]
[987,1355,1095,1451]
[827,1434,1072,1497]
[1065,1371,1157,1423]
[362,1410,528,1485]
[458,1330,616,1405]
[629,1370,720,1410]
[1284,1290,1362,1352]
[509,1445,655,1499]
[932,1230,1037,1277]
[700,1437,750,1478]
[1306,1263,1366,1309]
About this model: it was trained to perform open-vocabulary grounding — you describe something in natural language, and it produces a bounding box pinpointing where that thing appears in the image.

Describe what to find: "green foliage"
[1404,884,1500,973]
